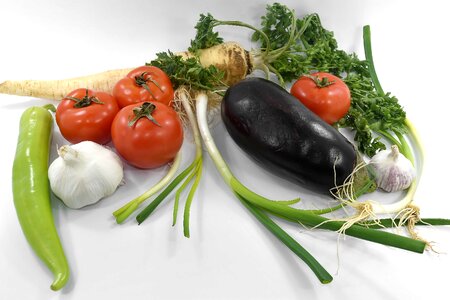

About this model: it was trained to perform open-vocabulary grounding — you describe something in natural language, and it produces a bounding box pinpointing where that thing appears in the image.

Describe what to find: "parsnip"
[0,69,131,100]
[0,42,252,100]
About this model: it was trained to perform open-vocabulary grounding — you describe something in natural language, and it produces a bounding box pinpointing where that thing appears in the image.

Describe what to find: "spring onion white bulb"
[48,141,124,209]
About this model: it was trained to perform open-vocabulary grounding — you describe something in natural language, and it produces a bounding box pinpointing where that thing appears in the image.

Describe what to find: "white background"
[1,0,450,299]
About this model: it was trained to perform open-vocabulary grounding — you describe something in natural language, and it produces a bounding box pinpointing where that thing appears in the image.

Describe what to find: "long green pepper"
[12,105,69,291]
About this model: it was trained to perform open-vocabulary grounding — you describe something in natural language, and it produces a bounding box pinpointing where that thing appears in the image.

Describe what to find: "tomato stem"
[304,74,335,88]
[128,102,161,127]
[66,89,103,108]
[134,72,164,100]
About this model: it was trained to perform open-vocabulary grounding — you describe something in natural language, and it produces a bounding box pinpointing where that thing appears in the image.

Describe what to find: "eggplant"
[221,77,357,194]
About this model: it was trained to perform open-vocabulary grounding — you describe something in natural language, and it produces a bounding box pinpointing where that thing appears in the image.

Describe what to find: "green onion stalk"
[331,26,426,232]
[111,3,450,283]
[194,91,432,283]
[199,5,429,233]
[112,87,203,234]
[134,88,203,238]
[112,151,182,224]
[118,87,203,238]
[363,25,422,165]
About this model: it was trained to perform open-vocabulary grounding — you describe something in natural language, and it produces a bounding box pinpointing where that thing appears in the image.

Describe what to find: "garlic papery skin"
[48,141,124,209]
[370,145,416,193]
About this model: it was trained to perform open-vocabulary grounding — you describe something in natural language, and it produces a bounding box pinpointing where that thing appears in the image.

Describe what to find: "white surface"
[1,0,450,299]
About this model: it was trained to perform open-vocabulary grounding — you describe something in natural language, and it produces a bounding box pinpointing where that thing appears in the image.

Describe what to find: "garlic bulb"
[370,145,416,192]
[48,141,124,209]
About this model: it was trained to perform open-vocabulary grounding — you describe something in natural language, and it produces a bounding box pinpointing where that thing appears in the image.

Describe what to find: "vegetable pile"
[4,2,450,290]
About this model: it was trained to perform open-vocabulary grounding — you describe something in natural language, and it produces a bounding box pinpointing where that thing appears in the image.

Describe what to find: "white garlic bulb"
[48,141,124,209]
[370,145,416,192]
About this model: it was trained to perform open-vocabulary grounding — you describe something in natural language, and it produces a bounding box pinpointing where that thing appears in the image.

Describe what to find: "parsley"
[189,13,223,53]
[154,3,409,156]
[252,4,407,156]
[340,73,406,156]
[252,5,366,83]
[148,51,225,91]
[252,2,296,50]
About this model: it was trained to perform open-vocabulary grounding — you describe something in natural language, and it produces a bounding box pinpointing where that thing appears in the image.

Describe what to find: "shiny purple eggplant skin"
[221,77,356,194]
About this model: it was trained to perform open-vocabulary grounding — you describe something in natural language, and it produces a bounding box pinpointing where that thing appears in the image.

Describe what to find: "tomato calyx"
[66,89,104,108]
[134,72,164,100]
[304,74,335,88]
[128,102,161,127]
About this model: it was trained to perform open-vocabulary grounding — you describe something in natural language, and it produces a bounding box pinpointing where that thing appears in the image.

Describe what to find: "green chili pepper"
[12,105,69,291]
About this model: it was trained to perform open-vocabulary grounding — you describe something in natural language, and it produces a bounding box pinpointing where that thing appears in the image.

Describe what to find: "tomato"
[113,66,174,108]
[56,88,119,144]
[290,72,351,124]
[111,101,183,169]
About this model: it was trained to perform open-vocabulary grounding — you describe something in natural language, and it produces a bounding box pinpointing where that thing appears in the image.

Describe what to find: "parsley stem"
[266,13,314,62]
[214,19,271,59]
[268,64,285,87]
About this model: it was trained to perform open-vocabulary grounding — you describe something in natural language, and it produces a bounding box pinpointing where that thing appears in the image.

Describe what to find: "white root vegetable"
[0,42,253,101]
[176,42,253,86]
[0,69,131,100]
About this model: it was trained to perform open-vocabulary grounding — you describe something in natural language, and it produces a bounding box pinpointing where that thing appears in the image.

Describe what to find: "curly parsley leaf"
[189,13,223,53]
[148,51,225,91]
[251,2,295,49]
[339,74,407,156]
[251,5,366,82]
[252,3,407,156]
[155,3,408,157]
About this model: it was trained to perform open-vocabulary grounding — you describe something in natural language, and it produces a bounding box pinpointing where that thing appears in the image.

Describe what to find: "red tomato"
[290,72,351,124]
[111,101,183,169]
[113,66,174,108]
[56,88,119,144]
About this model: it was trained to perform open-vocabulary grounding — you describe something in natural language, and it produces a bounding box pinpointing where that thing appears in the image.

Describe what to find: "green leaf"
[148,51,225,91]
[189,13,223,52]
